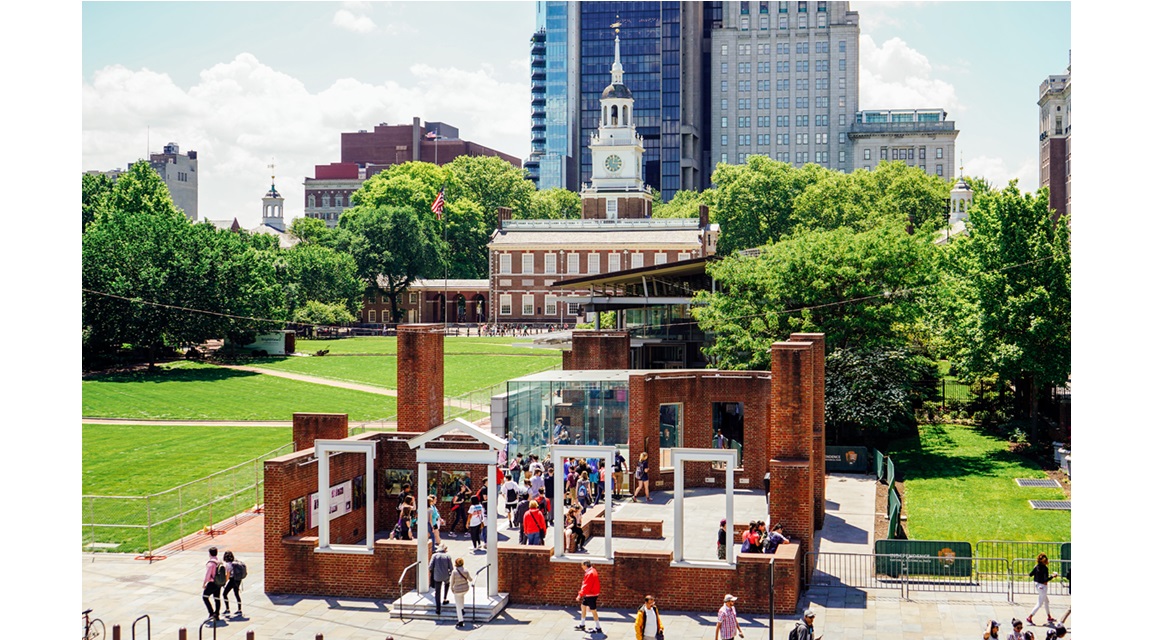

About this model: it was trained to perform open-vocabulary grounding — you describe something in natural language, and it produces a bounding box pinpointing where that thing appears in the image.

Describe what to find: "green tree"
[82,172,114,232]
[652,188,711,219]
[288,216,333,246]
[824,346,938,444]
[293,300,356,326]
[709,156,825,254]
[280,243,363,318]
[527,187,582,220]
[338,204,445,322]
[693,221,939,370]
[445,155,535,230]
[949,181,1071,433]
[83,162,284,366]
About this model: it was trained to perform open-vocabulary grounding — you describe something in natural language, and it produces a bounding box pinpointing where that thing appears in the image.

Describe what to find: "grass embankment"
[886,422,1070,545]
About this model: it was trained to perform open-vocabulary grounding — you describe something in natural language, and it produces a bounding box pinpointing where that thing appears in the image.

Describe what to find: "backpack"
[213,561,227,586]
[231,559,247,581]
[578,483,588,499]
[788,623,802,640]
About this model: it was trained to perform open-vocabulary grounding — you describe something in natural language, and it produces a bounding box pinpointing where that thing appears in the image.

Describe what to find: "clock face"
[605,154,623,172]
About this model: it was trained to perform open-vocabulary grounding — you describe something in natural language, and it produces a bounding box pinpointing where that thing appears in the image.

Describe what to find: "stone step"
[389,588,510,622]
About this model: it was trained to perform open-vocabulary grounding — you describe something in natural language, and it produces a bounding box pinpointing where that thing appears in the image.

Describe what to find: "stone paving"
[80,474,1071,639]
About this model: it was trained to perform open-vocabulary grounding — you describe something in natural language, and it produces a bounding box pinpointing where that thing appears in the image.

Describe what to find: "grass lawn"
[294,336,556,356]
[82,361,397,421]
[248,351,559,396]
[82,424,293,553]
[886,422,1070,545]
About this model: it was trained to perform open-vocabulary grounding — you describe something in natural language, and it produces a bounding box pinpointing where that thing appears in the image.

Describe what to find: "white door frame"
[313,439,376,555]
[669,447,738,568]
[549,444,617,562]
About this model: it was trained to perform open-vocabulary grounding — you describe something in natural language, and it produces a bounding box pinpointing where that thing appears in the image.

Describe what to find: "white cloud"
[83,54,529,227]
[333,8,378,33]
[859,35,960,112]
[964,155,1039,193]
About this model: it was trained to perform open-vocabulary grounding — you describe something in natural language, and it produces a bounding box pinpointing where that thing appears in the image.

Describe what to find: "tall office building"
[708,1,859,173]
[148,142,199,221]
[531,2,706,201]
[1039,60,1070,220]
[849,108,958,178]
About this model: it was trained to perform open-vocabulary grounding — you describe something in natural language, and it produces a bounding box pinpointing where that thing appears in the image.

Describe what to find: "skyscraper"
[708,1,859,173]
[1039,60,1070,220]
[532,2,705,201]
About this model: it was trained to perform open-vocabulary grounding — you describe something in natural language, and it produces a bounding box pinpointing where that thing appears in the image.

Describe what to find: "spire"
[610,17,624,84]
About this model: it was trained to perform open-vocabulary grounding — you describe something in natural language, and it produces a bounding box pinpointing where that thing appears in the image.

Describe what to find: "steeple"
[262,158,286,231]
[949,156,972,225]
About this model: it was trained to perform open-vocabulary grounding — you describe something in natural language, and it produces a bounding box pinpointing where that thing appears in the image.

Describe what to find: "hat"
[437,543,448,552]
[720,518,727,525]
[723,594,738,603]
[803,609,815,618]
[990,620,999,628]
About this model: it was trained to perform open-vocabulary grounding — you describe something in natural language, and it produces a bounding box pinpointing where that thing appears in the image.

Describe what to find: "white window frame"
[545,253,557,274]
[499,294,512,316]
[567,253,580,275]
[670,448,738,568]
[522,294,535,316]
[608,253,621,272]
[632,253,644,269]
[587,254,601,274]
[521,253,534,274]
[549,444,617,562]
[545,296,558,316]
[313,439,376,555]
[654,252,667,265]
[499,253,512,274]
[677,252,692,262]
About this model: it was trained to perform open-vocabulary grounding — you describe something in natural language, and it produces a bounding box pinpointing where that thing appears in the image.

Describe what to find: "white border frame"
[669,447,738,568]
[549,444,617,563]
[313,439,376,555]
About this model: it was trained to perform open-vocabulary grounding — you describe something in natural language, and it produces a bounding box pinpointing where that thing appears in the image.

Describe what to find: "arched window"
[308,195,316,208]
[622,105,629,125]
[611,105,619,125]
[322,194,330,208]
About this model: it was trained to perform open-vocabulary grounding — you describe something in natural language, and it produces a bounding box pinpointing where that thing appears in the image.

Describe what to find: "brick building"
[360,278,490,325]
[304,118,521,228]
[262,325,825,615]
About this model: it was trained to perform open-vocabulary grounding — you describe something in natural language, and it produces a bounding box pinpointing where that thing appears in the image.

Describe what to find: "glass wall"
[506,371,631,462]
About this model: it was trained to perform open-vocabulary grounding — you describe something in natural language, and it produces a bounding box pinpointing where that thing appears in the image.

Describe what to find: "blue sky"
[80,1,1068,226]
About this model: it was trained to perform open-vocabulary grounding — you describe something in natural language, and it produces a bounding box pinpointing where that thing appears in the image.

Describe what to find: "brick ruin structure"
[263,325,825,614]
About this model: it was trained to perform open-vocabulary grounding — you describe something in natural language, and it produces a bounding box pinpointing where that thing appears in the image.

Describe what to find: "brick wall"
[498,543,801,614]
[397,324,443,433]
[568,331,630,370]
[585,517,663,539]
[789,333,825,529]
[292,413,348,452]
[768,341,814,575]
[628,371,771,489]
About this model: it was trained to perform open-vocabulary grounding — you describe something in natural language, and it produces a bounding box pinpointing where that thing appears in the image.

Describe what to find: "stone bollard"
[111,625,120,639]
[178,629,187,640]
[248,632,256,639]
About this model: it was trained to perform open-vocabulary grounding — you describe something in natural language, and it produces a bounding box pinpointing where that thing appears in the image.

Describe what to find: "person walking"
[466,495,487,551]
[426,495,443,547]
[567,505,586,552]
[634,595,664,640]
[791,609,819,640]
[201,546,223,624]
[577,470,593,513]
[448,485,470,537]
[717,519,728,560]
[429,543,453,615]
[449,557,473,628]
[221,550,245,618]
[1026,553,1058,626]
[612,450,627,500]
[632,452,651,502]
[575,560,602,634]
[523,499,548,545]
[715,594,743,640]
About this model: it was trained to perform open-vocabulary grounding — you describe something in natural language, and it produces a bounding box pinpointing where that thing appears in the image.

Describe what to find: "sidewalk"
[81,473,1070,639]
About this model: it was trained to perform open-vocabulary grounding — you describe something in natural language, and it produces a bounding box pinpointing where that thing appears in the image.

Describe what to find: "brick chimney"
[497,206,513,229]
[699,204,709,229]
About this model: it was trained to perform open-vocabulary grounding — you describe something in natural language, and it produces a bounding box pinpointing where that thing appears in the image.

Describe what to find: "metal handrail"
[198,617,217,640]
[472,563,492,625]
[132,614,150,639]
[397,560,420,622]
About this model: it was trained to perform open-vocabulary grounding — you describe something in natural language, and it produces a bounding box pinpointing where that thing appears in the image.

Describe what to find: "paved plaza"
[81,474,1070,639]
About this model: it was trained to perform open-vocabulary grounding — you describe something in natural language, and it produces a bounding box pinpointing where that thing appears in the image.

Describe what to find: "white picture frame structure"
[313,439,376,555]
[549,444,617,563]
[669,447,738,568]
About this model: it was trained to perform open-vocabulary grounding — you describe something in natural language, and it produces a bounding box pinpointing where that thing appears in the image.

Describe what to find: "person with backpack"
[449,557,473,628]
[221,550,245,618]
[612,450,628,500]
[789,609,819,640]
[201,546,224,623]
[577,470,592,513]
[466,495,487,551]
[764,522,790,554]
[634,594,664,640]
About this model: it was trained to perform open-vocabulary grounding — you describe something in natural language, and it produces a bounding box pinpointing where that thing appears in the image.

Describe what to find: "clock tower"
[581,26,653,219]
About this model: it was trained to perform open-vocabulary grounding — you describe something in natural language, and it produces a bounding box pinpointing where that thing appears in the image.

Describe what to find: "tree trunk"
[1029,376,1040,443]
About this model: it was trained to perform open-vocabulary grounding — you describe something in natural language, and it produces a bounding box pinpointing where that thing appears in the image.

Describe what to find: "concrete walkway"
[80,473,1070,639]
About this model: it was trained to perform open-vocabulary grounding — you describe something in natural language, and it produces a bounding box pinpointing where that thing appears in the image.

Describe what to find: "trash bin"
[762,472,771,505]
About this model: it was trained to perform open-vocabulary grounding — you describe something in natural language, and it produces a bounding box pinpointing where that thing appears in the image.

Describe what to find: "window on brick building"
[545,253,557,274]
[522,253,534,274]
[567,253,580,275]
[545,296,558,315]
[500,254,512,274]
[608,253,621,272]
[659,403,683,469]
[522,294,535,316]
[654,252,668,265]
[631,253,644,269]
[499,294,512,316]
[587,253,601,274]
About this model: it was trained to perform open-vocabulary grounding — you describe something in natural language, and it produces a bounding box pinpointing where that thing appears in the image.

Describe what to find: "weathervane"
[611,15,621,35]
[268,157,276,189]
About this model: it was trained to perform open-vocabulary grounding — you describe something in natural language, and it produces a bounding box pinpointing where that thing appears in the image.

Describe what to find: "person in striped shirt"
[715,594,743,640]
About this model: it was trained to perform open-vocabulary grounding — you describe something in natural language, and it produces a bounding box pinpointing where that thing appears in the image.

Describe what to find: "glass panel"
[659,403,682,469]
[505,377,631,463]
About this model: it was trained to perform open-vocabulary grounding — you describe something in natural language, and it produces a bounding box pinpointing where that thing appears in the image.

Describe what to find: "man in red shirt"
[575,560,602,634]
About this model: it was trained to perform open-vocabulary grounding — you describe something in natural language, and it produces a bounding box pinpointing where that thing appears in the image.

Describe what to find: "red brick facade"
[291,413,349,452]
[789,333,826,529]
[581,196,652,219]
[397,324,444,433]
[768,341,815,573]
[628,371,772,490]
[566,331,630,370]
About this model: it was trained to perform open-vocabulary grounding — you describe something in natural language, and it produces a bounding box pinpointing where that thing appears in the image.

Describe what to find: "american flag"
[431,188,445,220]
[425,131,439,139]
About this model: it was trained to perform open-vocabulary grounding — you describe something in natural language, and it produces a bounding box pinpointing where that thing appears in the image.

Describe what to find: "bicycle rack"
[132,614,150,639]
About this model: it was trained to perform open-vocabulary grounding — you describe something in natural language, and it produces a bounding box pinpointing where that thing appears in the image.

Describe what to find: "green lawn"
[82,424,293,553]
[886,422,1070,545]
[82,361,397,421]
[294,336,555,356]
[248,351,559,396]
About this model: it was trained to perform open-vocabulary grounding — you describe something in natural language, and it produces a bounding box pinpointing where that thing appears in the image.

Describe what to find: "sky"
[80,1,1070,228]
